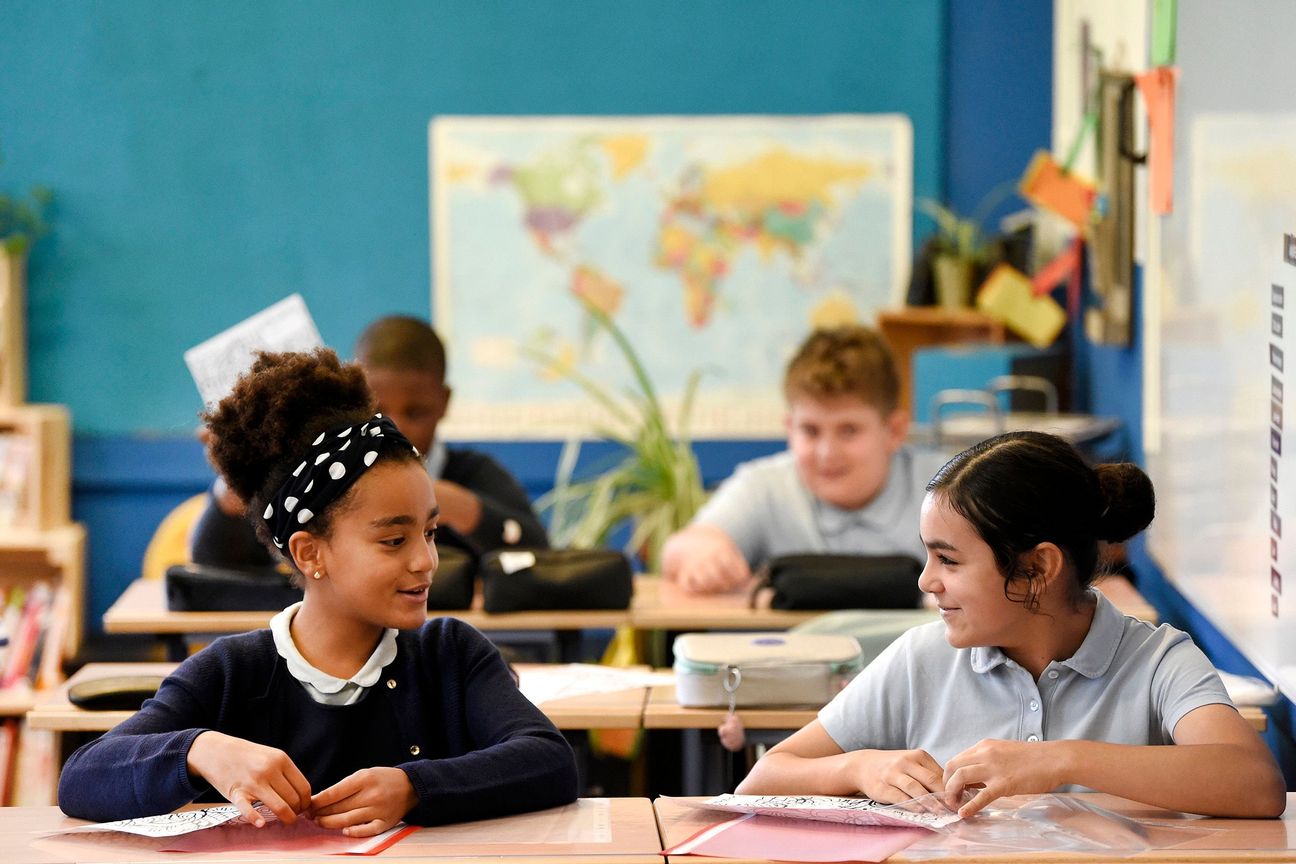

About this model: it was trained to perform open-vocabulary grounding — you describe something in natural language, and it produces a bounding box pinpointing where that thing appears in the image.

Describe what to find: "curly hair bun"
[202,349,375,504]
[1094,462,1156,543]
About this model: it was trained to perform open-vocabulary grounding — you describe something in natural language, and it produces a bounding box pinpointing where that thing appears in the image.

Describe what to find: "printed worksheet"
[183,294,324,407]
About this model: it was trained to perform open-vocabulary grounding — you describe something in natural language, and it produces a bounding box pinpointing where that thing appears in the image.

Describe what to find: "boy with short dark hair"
[662,325,926,594]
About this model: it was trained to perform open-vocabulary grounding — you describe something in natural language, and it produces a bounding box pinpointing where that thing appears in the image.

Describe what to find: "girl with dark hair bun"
[740,431,1284,819]
[59,350,578,834]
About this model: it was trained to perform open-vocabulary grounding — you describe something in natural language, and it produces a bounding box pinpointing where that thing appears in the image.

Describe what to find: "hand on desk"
[662,524,752,595]
[311,767,419,837]
[187,731,312,827]
[847,747,946,804]
[943,738,1061,818]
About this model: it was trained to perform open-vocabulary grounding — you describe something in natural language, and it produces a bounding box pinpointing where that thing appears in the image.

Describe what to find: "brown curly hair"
[202,349,418,562]
[783,325,900,414]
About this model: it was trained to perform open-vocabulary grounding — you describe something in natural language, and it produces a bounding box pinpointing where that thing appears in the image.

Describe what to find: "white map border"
[429,114,913,439]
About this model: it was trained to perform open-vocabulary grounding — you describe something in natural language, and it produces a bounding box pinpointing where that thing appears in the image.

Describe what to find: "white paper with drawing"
[678,794,961,830]
[184,294,324,407]
[55,805,255,837]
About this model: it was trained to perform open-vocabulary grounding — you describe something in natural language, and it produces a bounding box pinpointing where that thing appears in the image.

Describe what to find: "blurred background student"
[662,325,929,594]
[190,316,547,567]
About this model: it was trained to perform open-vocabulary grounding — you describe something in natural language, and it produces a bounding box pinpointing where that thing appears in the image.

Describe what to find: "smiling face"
[362,366,449,455]
[308,460,440,632]
[786,394,908,511]
[917,492,1029,650]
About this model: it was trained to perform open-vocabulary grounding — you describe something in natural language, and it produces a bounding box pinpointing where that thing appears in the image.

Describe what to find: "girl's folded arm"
[1054,704,1286,818]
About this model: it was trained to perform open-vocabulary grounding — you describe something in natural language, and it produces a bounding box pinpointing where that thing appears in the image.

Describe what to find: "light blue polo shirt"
[693,447,937,567]
[818,590,1233,789]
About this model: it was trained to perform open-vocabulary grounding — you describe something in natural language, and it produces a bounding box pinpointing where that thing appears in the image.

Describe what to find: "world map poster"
[430,115,912,438]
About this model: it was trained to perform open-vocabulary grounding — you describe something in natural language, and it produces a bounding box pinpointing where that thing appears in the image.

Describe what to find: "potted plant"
[0,151,52,404]
[524,298,705,572]
[917,181,1016,309]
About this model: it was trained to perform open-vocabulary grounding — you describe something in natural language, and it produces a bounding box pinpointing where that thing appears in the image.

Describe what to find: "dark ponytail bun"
[202,349,375,505]
[1094,462,1156,543]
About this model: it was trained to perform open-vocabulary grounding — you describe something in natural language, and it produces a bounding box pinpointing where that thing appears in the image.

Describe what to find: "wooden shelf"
[877,307,1009,413]
[0,524,86,656]
[0,682,34,718]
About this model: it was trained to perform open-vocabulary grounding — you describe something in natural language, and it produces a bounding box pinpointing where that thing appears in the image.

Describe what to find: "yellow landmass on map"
[600,135,650,180]
[701,148,872,212]
[443,162,478,183]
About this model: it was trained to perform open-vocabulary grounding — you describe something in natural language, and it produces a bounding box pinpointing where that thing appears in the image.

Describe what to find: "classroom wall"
[0,1,1053,639]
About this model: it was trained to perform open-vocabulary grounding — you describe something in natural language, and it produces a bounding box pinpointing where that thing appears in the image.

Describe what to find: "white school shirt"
[692,447,935,566]
[817,590,1233,789]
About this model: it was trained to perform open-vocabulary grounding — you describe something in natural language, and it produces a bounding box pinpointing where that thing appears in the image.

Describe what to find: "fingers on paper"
[310,773,364,815]
[226,787,266,828]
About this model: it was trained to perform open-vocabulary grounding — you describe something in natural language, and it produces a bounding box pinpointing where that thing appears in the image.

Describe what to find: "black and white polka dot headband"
[263,414,418,549]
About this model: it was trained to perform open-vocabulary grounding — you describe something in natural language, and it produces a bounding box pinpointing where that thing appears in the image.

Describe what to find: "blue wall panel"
[3,0,947,435]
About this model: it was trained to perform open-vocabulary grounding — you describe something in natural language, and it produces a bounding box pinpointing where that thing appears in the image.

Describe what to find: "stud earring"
[313,571,323,580]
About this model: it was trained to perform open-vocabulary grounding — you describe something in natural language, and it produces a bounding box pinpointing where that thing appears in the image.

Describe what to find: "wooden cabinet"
[0,251,85,805]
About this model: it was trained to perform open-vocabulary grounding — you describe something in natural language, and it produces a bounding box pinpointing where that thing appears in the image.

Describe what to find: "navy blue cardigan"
[58,618,578,824]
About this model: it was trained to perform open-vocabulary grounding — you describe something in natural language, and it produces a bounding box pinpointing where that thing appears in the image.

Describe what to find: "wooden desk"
[654,793,1296,862]
[103,578,630,659]
[643,684,1266,733]
[0,798,661,864]
[630,577,815,630]
[103,574,1158,653]
[631,574,1159,628]
[29,663,652,734]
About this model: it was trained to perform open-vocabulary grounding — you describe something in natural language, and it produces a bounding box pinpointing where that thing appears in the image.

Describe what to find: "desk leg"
[679,730,720,797]
[555,629,583,663]
[162,635,188,662]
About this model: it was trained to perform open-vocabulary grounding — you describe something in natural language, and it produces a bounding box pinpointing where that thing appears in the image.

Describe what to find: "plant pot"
[0,248,26,404]
[932,254,978,310]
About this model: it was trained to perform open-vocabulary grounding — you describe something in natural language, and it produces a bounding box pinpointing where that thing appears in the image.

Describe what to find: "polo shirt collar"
[1059,589,1123,678]
[970,589,1120,678]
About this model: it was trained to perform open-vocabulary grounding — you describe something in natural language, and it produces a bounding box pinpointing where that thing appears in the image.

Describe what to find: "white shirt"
[268,602,398,706]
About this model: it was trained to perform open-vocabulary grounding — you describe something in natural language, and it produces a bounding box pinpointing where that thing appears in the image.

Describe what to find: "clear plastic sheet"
[899,794,1219,858]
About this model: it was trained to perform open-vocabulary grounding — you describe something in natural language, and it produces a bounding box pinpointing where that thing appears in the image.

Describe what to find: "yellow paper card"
[976,264,1067,348]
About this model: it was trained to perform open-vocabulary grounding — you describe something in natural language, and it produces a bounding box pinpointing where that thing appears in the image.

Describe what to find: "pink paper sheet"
[664,814,928,862]
[160,818,417,855]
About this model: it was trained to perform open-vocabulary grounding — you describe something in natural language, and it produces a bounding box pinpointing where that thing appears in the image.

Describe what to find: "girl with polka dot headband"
[59,349,578,834]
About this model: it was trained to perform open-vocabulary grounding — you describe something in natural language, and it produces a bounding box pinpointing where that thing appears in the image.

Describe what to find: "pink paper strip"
[161,818,417,855]
[664,814,927,862]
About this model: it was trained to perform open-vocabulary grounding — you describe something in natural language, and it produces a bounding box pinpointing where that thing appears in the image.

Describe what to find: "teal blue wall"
[1,1,1059,640]
[2,0,946,435]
